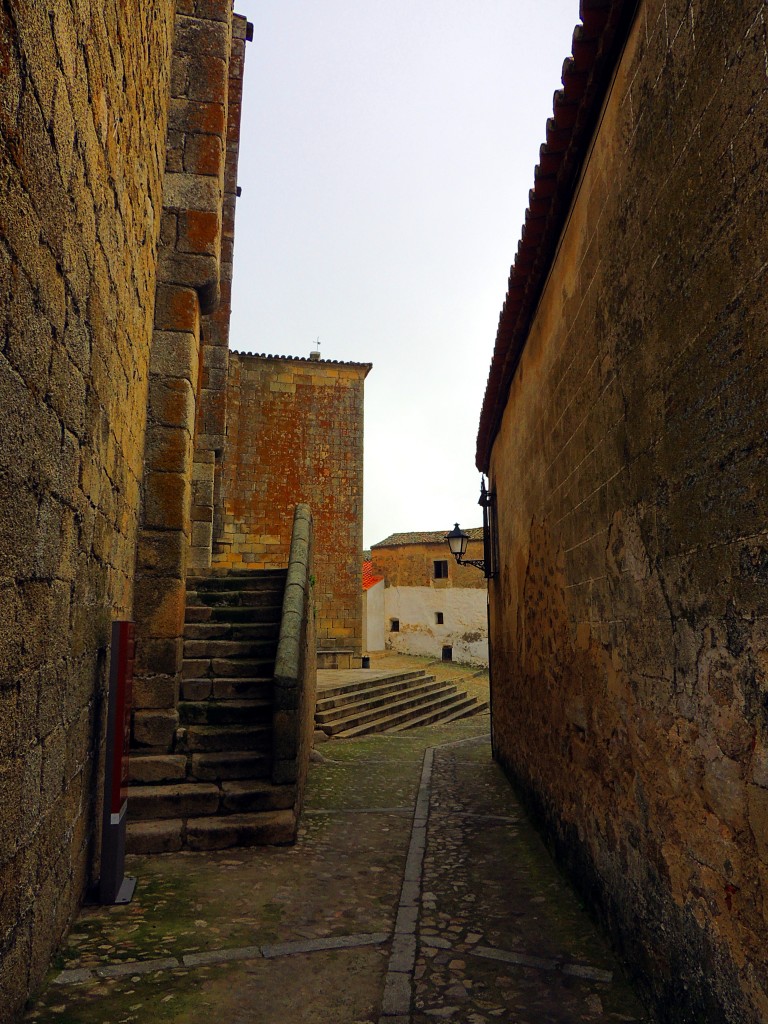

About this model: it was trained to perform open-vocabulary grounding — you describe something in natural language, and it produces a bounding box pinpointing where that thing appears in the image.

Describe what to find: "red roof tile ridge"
[230,350,372,370]
[372,527,484,548]
[475,0,638,472]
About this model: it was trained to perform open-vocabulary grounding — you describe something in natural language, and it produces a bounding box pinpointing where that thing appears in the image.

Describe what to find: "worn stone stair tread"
[316,678,447,722]
[334,693,480,739]
[386,697,489,732]
[190,751,272,781]
[187,568,286,583]
[182,657,276,680]
[186,590,285,608]
[316,668,427,699]
[182,723,271,752]
[128,783,221,820]
[183,622,281,641]
[183,638,280,659]
[185,604,283,624]
[315,675,441,714]
[221,779,296,812]
[126,810,297,854]
[179,698,272,725]
[185,810,297,850]
[322,685,461,735]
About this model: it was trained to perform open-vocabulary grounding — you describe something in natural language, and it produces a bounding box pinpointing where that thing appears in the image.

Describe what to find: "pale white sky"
[229,1,579,549]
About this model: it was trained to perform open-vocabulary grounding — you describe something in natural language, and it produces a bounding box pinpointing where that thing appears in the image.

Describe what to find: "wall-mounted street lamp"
[446,478,498,579]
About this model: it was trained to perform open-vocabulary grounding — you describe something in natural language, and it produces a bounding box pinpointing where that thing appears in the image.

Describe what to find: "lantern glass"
[446,523,469,559]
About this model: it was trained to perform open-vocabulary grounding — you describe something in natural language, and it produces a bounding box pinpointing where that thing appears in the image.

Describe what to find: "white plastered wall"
[364,579,386,651]
[383,585,488,666]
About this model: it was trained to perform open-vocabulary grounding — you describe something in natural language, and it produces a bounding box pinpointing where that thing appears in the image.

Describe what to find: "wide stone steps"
[316,678,452,733]
[384,694,490,733]
[316,669,426,703]
[315,668,488,739]
[127,568,296,854]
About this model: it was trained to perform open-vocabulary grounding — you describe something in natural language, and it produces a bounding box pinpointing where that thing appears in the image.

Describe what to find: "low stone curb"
[378,747,434,1022]
[52,932,390,986]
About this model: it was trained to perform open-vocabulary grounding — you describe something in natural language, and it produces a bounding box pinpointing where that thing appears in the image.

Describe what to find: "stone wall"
[371,537,486,590]
[131,1,242,754]
[0,1,176,1016]
[483,1,768,1019]
[214,354,370,662]
[189,14,250,572]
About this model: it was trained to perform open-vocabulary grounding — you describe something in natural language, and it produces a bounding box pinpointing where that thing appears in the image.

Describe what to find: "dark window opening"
[441,645,453,661]
[390,618,400,632]
[435,612,444,624]
[433,560,448,579]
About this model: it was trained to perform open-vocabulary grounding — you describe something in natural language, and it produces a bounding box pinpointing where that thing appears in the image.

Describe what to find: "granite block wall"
[486,1,768,1019]
[214,354,370,662]
[0,2,175,1016]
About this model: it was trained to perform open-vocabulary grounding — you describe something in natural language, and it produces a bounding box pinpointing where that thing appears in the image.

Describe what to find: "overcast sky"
[229,1,579,549]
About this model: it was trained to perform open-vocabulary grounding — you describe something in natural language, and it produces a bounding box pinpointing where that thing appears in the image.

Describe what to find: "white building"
[369,530,488,666]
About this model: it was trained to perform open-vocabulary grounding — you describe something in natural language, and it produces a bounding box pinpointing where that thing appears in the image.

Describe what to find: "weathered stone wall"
[486,1,768,1020]
[371,538,486,590]
[214,354,370,662]
[0,2,175,1017]
[132,0,237,754]
[189,14,250,572]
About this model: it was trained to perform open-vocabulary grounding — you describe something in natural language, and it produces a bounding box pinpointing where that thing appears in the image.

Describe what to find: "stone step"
[126,809,297,854]
[316,668,427,700]
[179,698,272,726]
[181,677,274,701]
[190,750,272,781]
[183,638,279,660]
[182,657,276,680]
[220,779,296,814]
[128,783,220,821]
[183,621,280,642]
[184,603,283,624]
[180,723,271,753]
[313,679,444,720]
[316,675,440,714]
[186,589,285,608]
[334,692,481,739]
[128,754,187,785]
[385,697,490,733]
[319,683,459,736]
[187,569,287,589]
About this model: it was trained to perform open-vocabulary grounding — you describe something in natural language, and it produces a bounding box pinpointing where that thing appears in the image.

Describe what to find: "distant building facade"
[371,530,488,665]
[362,560,385,652]
[214,353,370,667]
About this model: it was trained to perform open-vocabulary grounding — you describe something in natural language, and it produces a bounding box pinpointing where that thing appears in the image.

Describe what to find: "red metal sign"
[109,621,134,820]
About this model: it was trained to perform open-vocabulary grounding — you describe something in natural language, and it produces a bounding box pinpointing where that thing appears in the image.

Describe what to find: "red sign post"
[99,621,137,904]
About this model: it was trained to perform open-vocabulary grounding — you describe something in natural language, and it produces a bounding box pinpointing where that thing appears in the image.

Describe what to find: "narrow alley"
[25,710,648,1024]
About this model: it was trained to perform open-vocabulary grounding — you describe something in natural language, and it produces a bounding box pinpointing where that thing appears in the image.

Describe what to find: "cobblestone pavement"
[22,714,649,1023]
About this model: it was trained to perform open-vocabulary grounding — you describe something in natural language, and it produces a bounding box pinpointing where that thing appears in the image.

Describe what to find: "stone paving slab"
[23,715,649,1024]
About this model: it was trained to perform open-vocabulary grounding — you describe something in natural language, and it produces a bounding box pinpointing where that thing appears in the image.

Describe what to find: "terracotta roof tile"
[230,351,372,371]
[362,560,384,590]
[372,527,484,548]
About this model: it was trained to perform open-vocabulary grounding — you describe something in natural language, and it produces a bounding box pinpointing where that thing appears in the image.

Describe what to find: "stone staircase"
[315,666,489,739]
[127,569,298,853]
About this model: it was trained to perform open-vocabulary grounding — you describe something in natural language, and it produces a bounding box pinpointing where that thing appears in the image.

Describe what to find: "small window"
[435,612,444,624]
[390,618,400,632]
[433,560,448,579]
[442,645,453,662]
